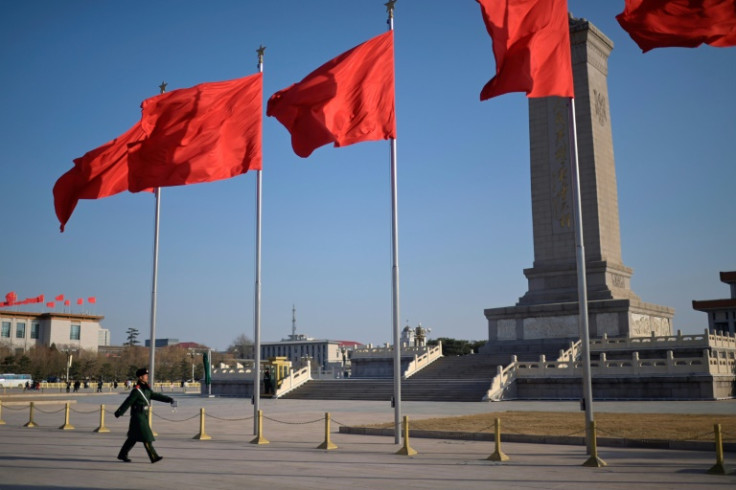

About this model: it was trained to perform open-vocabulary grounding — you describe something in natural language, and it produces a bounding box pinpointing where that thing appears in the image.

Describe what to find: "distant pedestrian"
[73,381,80,392]
[114,367,176,463]
[97,380,103,393]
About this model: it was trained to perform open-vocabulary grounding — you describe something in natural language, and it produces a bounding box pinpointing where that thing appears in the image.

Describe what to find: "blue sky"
[1,1,734,350]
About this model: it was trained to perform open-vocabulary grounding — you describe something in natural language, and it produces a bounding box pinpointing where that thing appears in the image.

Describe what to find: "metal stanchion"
[395,415,417,456]
[250,410,269,445]
[59,402,74,430]
[317,412,337,450]
[193,408,211,440]
[23,402,37,428]
[707,424,728,475]
[487,418,509,462]
[582,421,607,467]
[94,404,110,433]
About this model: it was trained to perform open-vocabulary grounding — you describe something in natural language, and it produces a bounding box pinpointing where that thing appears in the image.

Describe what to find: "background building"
[0,311,108,353]
[693,271,736,336]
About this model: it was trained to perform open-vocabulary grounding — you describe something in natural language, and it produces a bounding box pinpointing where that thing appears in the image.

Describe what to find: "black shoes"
[117,455,131,463]
[151,456,163,464]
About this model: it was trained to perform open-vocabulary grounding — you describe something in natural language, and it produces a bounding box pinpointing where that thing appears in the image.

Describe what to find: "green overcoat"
[115,383,173,442]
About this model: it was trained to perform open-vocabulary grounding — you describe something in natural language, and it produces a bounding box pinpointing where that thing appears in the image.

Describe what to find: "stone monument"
[484,17,674,347]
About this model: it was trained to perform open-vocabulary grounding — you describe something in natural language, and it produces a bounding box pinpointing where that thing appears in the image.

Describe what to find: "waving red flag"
[46,302,55,308]
[64,299,71,306]
[76,298,83,305]
[616,0,736,52]
[127,73,263,192]
[267,31,395,158]
[88,297,96,304]
[476,0,574,99]
[53,122,148,232]
[55,294,64,301]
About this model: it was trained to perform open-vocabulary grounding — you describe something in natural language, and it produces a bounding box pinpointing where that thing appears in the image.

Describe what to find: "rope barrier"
[34,406,65,415]
[262,414,323,425]
[205,413,254,422]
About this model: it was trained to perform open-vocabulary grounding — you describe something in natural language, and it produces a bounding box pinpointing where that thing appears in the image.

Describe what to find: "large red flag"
[476,0,574,100]
[616,0,736,52]
[88,297,96,304]
[53,122,148,232]
[127,73,263,192]
[267,31,395,158]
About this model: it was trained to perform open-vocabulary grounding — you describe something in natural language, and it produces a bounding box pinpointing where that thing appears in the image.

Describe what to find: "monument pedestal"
[485,299,673,344]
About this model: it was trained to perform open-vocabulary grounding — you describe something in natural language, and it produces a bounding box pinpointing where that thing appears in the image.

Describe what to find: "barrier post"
[23,402,37,428]
[317,412,337,450]
[487,417,509,461]
[59,402,74,430]
[94,404,110,433]
[0,402,5,425]
[250,409,269,445]
[193,408,212,440]
[395,415,417,456]
[582,421,607,467]
[707,424,728,475]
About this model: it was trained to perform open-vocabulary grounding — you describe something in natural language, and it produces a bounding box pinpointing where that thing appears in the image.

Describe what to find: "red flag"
[616,0,736,52]
[55,294,64,301]
[127,73,263,192]
[267,31,396,158]
[476,0,574,99]
[46,302,55,308]
[37,294,44,303]
[0,302,8,307]
[64,299,71,306]
[53,122,148,232]
[88,297,96,304]
[77,298,83,305]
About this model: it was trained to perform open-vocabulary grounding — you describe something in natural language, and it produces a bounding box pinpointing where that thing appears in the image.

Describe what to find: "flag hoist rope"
[148,82,167,387]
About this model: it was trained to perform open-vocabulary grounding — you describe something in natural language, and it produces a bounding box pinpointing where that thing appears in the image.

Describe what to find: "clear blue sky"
[1,1,734,350]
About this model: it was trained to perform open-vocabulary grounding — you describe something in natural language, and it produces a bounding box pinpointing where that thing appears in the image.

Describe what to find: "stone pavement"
[0,394,734,489]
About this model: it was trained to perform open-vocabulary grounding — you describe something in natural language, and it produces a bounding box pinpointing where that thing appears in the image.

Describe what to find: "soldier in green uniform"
[114,367,176,463]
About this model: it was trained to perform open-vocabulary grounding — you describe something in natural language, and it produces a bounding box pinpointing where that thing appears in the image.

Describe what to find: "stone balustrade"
[403,343,443,378]
[590,328,736,352]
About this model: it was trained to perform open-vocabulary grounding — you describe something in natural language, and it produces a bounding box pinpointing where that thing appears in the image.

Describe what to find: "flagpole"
[385,0,402,445]
[567,97,597,458]
[253,45,265,435]
[148,81,167,388]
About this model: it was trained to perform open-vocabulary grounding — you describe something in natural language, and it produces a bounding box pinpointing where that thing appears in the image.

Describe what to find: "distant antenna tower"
[292,304,297,338]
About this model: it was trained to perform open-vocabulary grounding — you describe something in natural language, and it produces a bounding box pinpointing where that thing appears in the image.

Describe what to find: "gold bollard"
[94,404,110,433]
[59,402,74,430]
[395,415,417,456]
[250,409,269,445]
[0,402,6,425]
[487,417,509,461]
[193,408,212,440]
[707,424,728,475]
[24,402,38,428]
[582,421,607,467]
[317,412,337,450]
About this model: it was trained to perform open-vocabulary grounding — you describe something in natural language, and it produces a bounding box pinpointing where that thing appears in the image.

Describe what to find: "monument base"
[484,299,674,344]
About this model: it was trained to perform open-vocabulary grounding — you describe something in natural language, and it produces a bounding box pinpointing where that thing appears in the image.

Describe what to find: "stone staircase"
[281,353,518,402]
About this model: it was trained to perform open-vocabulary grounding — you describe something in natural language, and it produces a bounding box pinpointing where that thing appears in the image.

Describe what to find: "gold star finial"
[159,81,167,94]
[257,45,266,65]
[385,0,396,18]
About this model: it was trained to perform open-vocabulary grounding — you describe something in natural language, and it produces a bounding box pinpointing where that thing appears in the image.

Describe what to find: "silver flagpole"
[567,97,598,459]
[253,46,265,435]
[386,0,402,445]
[148,81,167,387]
